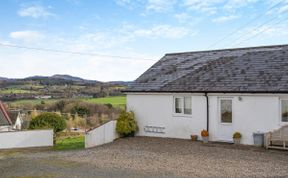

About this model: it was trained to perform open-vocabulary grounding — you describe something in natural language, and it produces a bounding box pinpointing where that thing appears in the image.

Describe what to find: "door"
[218,98,233,142]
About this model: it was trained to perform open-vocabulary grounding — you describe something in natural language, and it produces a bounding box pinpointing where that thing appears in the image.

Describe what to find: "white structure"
[125,45,288,145]
[13,113,24,130]
[8,111,24,130]
[0,129,53,149]
[85,120,118,148]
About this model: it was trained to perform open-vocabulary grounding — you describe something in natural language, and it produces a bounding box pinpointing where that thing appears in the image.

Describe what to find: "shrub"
[233,132,242,139]
[71,105,90,117]
[201,130,209,137]
[29,112,66,133]
[116,111,138,137]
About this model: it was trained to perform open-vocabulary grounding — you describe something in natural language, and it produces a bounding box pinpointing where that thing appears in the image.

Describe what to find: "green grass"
[8,96,126,108]
[0,89,37,94]
[9,99,58,105]
[54,136,85,151]
[84,96,126,107]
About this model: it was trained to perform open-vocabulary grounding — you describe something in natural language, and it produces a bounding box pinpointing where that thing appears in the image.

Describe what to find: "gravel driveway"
[1,137,288,178]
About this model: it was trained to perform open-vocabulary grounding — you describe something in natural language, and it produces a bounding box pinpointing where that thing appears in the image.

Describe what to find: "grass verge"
[54,136,85,151]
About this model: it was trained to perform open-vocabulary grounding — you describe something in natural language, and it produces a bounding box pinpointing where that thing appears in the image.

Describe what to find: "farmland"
[8,96,126,109]
[0,74,130,101]
[84,96,126,106]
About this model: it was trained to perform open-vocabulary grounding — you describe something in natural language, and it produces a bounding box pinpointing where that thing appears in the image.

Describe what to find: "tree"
[71,106,90,117]
[29,112,66,133]
[116,111,138,137]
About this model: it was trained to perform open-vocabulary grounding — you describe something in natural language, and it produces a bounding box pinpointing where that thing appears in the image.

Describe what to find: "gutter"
[123,90,288,94]
[204,93,209,132]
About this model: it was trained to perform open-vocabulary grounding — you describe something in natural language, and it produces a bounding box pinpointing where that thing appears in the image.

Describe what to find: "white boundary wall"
[85,121,118,148]
[0,129,53,149]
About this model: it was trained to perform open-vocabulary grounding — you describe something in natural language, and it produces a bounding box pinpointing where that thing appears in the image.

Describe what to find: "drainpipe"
[204,93,209,132]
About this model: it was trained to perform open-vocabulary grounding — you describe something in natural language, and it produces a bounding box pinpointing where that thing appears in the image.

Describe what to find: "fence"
[85,120,118,148]
[0,129,53,149]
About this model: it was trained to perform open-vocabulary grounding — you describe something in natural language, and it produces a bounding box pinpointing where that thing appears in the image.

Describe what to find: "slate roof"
[126,44,288,93]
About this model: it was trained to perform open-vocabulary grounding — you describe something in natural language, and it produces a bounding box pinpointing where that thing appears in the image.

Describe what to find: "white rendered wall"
[0,129,53,149]
[85,120,118,148]
[127,93,288,145]
[209,95,285,145]
[127,94,207,139]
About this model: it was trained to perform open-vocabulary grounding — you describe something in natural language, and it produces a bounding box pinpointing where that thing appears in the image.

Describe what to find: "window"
[281,100,288,122]
[184,97,192,114]
[220,99,232,123]
[174,96,192,115]
[175,97,182,113]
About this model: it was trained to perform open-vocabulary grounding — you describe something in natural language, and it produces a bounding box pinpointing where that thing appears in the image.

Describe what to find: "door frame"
[217,97,234,142]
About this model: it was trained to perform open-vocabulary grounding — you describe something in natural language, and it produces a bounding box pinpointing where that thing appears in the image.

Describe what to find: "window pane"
[184,97,192,115]
[282,100,288,122]
[175,98,182,113]
[221,100,232,123]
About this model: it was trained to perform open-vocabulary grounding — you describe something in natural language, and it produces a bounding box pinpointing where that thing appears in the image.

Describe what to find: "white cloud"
[212,15,240,23]
[0,46,156,81]
[278,4,288,14]
[183,0,260,14]
[18,5,54,18]
[224,0,259,10]
[133,25,196,39]
[10,31,45,42]
[183,0,223,14]
[174,13,191,23]
[146,0,177,12]
[115,0,132,6]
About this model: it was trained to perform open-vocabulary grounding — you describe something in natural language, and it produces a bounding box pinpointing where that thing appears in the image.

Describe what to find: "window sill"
[279,122,288,126]
[173,114,193,118]
[219,122,232,125]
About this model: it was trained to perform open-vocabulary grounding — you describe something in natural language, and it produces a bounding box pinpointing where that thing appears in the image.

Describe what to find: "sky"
[0,0,288,81]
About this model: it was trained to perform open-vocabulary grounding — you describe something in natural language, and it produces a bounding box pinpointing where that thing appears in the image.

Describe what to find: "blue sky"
[0,0,288,81]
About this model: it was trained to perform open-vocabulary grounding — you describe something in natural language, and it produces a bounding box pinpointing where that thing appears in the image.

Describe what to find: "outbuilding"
[125,44,288,145]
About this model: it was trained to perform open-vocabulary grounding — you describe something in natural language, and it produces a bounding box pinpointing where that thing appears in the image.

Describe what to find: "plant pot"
[191,135,198,141]
[233,138,241,144]
[202,136,209,143]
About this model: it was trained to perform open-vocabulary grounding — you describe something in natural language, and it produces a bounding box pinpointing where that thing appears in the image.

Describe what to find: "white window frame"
[218,98,233,125]
[280,99,288,124]
[173,96,192,117]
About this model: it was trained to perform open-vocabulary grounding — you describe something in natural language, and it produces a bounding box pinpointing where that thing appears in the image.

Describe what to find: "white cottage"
[125,44,288,145]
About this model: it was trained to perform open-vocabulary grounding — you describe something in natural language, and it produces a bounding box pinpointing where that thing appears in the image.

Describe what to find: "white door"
[217,98,233,142]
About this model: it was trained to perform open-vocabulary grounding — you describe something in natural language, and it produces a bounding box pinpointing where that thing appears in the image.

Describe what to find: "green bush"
[71,106,90,117]
[29,112,66,133]
[116,111,138,137]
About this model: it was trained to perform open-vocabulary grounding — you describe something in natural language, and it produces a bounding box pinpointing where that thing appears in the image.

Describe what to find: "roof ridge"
[165,44,288,56]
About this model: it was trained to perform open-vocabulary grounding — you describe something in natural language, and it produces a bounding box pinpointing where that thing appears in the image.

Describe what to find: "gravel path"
[1,137,288,178]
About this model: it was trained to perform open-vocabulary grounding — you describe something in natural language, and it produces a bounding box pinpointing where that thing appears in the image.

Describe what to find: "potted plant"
[233,132,242,144]
[190,134,198,141]
[201,130,209,143]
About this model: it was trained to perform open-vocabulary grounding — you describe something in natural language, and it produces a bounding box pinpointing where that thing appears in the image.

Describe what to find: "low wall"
[0,129,53,149]
[85,120,118,148]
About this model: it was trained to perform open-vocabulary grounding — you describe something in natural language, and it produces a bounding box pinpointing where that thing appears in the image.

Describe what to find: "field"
[84,96,126,107]
[0,89,37,94]
[8,96,126,108]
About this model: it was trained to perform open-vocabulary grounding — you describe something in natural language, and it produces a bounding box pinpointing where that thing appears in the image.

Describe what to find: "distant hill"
[51,74,86,82]
[107,81,133,86]
[23,74,99,84]
[0,77,8,81]
[0,74,131,85]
